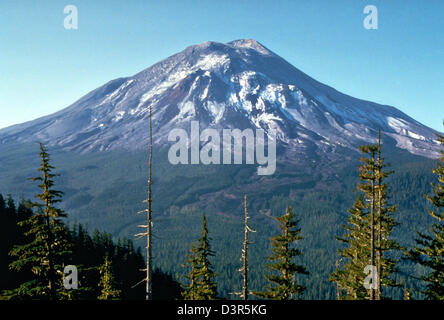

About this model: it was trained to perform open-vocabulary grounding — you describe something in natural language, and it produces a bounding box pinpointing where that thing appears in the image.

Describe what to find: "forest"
[0,124,442,301]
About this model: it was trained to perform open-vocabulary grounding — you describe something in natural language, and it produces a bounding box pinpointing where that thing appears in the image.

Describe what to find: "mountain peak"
[186,39,273,56]
[227,39,272,54]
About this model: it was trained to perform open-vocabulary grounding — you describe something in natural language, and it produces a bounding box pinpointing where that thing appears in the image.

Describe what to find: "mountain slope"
[0,39,440,158]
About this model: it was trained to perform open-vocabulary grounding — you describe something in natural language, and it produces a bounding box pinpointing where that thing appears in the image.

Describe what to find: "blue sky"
[0,0,443,130]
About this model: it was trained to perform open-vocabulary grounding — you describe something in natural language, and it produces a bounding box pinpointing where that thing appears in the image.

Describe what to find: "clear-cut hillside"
[0,39,441,157]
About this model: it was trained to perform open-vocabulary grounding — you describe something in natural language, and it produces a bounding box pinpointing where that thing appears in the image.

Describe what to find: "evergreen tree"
[98,256,121,300]
[406,130,444,300]
[5,194,16,216]
[374,131,400,299]
[0,195,17,291]
[357,143,377,299]
[9,143,72,300]
[257,206,308,300]
[152,268,183,300]
[182,215,217,300]
[0,194,5,212]
[331,134,400,300]
[330,195,371,299]
[0,196,35,298]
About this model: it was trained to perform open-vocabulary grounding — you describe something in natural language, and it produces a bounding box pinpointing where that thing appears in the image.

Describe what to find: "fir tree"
[182,215,217,300]
[330,195,371,299]
[0,195,18,293]
[182,242,201,300]
[331,134,400,300]
[257,206,308,300]
[98,256,121,300]
[9,143,72,300]
[357,143,378,299]
[374,131,400,299]
[0,194,5,212]
[406,129,444,300]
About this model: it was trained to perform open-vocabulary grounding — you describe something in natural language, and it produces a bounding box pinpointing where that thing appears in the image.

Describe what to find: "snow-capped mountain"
[0,39,441,157]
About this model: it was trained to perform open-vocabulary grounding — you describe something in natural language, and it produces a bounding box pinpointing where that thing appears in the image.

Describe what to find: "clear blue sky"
[0,0,443,130]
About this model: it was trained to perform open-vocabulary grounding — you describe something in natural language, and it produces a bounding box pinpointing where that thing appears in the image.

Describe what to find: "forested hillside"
[0,194,181,300]
[0,138,442,299]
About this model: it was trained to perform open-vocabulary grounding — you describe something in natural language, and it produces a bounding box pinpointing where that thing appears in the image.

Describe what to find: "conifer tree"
[374,130,400,299]
[182,215,217,300]
[331,134,400,300]
[9,143,72,300]
[357,143,377,299]
[0,195,17,292]
[5,195,16,217]
[257,206,308,300]
[406,129,444,300]
[182,242,201,300]
[98,256,121,300]
[0,194,5,212]
[330,195,371,299]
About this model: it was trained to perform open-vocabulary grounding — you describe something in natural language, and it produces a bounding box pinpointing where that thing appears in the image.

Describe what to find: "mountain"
[0,39,441,158]
[0,40,441,299]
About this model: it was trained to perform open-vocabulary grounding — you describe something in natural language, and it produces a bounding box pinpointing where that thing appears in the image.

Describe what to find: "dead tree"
[135,104,153,300]
[240,194,255,300]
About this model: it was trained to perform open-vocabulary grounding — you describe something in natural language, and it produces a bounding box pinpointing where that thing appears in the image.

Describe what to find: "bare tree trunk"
[146,104,153,301]
[241,194,255,300]
[242,195,248,300]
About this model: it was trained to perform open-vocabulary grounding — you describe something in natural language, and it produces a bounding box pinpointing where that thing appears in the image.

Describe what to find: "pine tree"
[406,129,444,300]
[330,195,371,300]
[374,130,400,299]
[257,206,308,300]
[0,195,18,292]
[357,143,378,299]
[5,194,16,217]
[98,256,121,300]
[182,215,217,300]
[182,242,201,300]
[331,134,400,300]
[0,194,5,212]
[9,143,72,300]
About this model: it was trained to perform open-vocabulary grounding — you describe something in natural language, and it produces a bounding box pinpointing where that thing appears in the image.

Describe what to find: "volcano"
[0,39,440,159]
